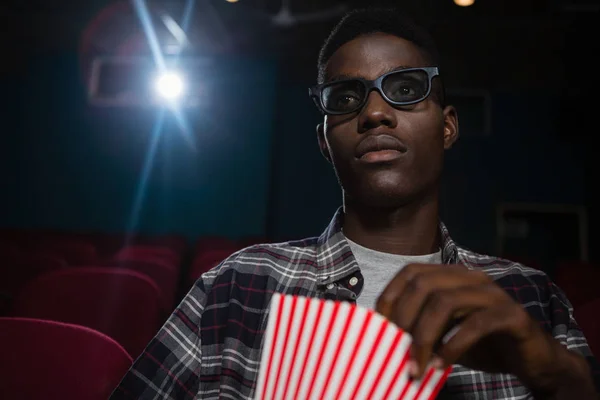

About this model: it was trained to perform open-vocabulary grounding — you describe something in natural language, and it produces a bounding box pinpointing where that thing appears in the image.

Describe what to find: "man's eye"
[333,93,360,108]
[394,85,416,97]
[338,95,357,104]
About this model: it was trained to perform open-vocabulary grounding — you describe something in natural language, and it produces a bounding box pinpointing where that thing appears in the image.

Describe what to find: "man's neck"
[342,193,440,256]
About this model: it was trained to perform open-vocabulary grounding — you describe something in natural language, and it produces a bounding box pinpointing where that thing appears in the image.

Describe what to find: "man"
[112,8,599,399]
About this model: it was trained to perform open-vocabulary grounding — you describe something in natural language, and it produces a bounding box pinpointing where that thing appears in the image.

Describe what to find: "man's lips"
[355,134,408,161]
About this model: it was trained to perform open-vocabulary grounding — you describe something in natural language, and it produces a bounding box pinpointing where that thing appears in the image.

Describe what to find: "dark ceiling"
[1,0,598,88]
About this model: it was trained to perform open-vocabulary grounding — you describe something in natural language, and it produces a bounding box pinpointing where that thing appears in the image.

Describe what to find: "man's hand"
[375,264,596,398]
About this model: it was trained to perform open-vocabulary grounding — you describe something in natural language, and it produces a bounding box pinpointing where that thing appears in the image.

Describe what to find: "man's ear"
[317,123,332,163]
[442,105,459,150]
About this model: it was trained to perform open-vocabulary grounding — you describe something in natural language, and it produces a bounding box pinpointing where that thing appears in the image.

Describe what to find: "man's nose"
[357,90,398,133]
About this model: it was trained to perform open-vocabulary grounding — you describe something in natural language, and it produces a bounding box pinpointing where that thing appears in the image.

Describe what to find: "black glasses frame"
[309,67,440,115]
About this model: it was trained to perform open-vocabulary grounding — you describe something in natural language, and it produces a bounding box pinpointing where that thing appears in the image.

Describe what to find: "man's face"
[319,33,458,208]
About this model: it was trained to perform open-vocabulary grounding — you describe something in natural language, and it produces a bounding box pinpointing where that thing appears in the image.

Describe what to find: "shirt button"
[349,277,359,287]
[326,283,335,290]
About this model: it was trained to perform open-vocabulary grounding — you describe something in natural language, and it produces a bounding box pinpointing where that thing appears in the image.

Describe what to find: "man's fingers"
[375,263,441,319]
[372,263,505,378]
[436,304,529,368]
[408,285,503,378]
[389,268,489,331]
[376,264,477,320]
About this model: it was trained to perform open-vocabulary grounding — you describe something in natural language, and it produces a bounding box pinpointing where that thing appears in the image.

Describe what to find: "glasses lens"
[382,69,429,104]
[321,80,366,113]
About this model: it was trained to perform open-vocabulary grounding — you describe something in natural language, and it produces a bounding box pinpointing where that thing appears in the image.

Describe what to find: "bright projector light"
[155,72,184,100]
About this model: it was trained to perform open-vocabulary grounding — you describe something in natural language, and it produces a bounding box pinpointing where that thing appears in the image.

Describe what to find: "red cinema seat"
[0,317,132,399]
[87,233,129,257]
[0,242,20,265]
[575,298,600,356]
[134,235,188,253]
[188,249,236,285]
[114,250,175,270]
[0,242,21,287]
[116,245,180,266]
[2,255,68,294]
[11,267,162,357]
[555,261,600,308]
[195,236,238,254]
[36,240,97,265]
[105,258,178,312]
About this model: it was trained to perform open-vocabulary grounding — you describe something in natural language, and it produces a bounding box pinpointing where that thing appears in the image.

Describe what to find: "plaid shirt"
[112,208,600,399]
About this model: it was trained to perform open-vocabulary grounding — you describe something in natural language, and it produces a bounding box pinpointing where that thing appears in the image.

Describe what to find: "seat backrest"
[555,262,600,307]
[88,233,128,257]
[116,245,180,266]
[0,317,132,399]
[132,235,188,253]
[36,240,98,265]
[195,236,238,253]
[0,242,20,264]
[575,298,600,356]
[11,267,162,357]
[100,259,178,312]
[188,249,236,285]
[2,255,68,294]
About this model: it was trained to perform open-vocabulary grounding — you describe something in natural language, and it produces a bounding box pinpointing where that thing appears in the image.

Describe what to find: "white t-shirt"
[345,236,443,309]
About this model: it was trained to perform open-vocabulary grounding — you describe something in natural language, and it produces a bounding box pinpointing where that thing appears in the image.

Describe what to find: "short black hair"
[317,8,442,85]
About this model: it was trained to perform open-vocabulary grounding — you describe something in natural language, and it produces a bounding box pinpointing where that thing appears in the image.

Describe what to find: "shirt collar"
[315,207,460,283]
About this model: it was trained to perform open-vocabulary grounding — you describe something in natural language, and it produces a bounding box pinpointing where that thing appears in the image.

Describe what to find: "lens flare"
[454,0,475,6]
[155,72,184,99]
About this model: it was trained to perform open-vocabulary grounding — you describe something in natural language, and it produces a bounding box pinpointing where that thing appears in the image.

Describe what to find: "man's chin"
[346,183,417,209]
[337,168,428,208]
